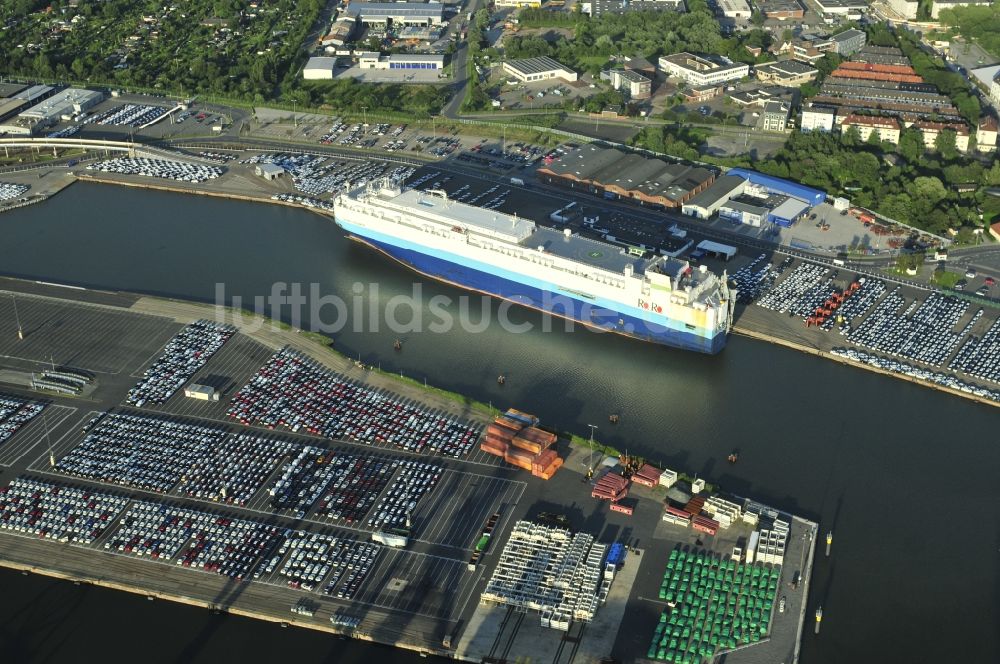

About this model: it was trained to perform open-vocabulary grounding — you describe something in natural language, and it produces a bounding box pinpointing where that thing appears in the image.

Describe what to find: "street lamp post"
[11,294,23,340]
[586,424,598,477]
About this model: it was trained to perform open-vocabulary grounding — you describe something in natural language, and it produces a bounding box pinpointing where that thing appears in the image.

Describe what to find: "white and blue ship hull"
[337,217,727,354]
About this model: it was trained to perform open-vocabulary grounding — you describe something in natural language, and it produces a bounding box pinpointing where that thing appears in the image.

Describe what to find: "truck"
[510,177,524,186]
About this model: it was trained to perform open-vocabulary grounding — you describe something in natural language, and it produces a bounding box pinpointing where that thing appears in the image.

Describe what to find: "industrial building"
[587,0,686,14]
[343,1,445,26]
[719,199,770,226]
[359,53,445,70]
[761,101,790,132]
[609,69,652,99]
[813,0,867,18]
[320,17,357,47]
[537,145,716,209]
[715,0,752,17]
[303,57,338,79]
[726,168,826,206]
[830,28,866,56]
[681,175,747,219]
[753,0,805,18]
[503,56,578,83]
[887,0,918,18]
[800,104,836,132]
[5,88,103,135]
[931,0,991,18]
[0,85,58,132]
[658,52,749,87]
[255,163,285,180]
[755,59,819,86]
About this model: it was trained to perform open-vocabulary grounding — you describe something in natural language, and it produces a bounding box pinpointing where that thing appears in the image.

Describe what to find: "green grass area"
[931,269,962,289]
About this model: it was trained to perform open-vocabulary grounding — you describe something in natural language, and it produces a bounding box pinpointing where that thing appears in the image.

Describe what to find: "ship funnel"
[624,264,634,277]
[537,245,545,252]
[563,228,572,238]
[699,264,708,274]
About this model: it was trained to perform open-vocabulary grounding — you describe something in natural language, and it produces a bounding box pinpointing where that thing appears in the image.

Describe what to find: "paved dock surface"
[0,278,815,663]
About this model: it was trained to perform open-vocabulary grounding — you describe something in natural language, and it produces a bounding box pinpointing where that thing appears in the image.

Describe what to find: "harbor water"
[1,183,998,663]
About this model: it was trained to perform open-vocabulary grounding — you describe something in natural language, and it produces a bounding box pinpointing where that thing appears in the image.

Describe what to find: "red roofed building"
[978,116,998,153]
[841,114,901,144]
[912,120,970,153]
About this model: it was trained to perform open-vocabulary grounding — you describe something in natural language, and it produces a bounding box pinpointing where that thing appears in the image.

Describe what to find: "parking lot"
[0,295,179,376]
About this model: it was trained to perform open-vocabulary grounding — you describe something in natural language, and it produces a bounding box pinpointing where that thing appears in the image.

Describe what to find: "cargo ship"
[334,180,735,353]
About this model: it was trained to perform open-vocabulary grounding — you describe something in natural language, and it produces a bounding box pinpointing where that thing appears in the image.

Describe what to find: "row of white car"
[0,182,30,202]
[87,157,224,183]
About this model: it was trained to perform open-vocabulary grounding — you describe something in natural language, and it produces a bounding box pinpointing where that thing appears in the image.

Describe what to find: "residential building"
[801,104,836,132]
[503,56,578,83]
[840,114,901,144]
[931,0,991,19]
[303,57,338,79]
[991,71,1000,109]
[830,28,866,56]
[754,0,805,18]
[755,59,819,86]
[887,0,918,19]
[610,69,652,99]
[761,101,790,132]
[344,2,445,26]
[977,116,998,152]
[658,52,749,86]
[912,120,971,153]
[792,40,835,65]
[358,53,445,70]
[716,0,752,17]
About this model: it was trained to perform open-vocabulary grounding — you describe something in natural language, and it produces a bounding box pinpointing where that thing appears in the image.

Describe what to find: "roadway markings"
[0,294,178,376]
[0,404,78,468]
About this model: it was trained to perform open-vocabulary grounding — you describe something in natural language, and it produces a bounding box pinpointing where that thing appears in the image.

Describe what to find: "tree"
[782,28,794,42]
[750,10,764,26]
[866,129,883,148]
[842,125,861,146]
[897,127,925,163]
[935,129,958,160]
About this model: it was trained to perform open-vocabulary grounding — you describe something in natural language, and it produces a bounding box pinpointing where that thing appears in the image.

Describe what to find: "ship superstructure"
[334,180,734,353]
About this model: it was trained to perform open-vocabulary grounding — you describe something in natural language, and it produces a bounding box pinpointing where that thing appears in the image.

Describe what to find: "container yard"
[0,279,817,663]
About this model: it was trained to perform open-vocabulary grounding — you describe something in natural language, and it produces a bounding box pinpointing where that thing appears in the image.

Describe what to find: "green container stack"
[647,547,781,662]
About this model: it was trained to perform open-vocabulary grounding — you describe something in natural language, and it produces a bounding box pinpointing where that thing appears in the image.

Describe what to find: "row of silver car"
[0,394,44,445]
[830,348,1000,402]
[55,413,226,493]
[126,319,235,406]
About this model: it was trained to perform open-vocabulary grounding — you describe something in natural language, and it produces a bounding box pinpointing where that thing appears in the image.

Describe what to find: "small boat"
[497,374,506,385]
[727,449,739,464]
[608,413,619,424]
[393,339,402,351]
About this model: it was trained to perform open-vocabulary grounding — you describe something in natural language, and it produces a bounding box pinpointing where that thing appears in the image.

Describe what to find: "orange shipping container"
[485,432,514,446]
[511,436,550,455]
[532,449,558,471]
[481,441,508,455]
[486,425,517,441]
[505,455,534,471]
[516,427,557,445]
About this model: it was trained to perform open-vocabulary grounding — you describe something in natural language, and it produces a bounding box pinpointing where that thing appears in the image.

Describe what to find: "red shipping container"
[610,502,633,515]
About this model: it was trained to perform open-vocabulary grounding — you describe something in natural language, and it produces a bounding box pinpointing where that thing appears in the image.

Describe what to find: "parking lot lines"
[413,470,525,550]
[0,295,179,376]
[0,404,78,467]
